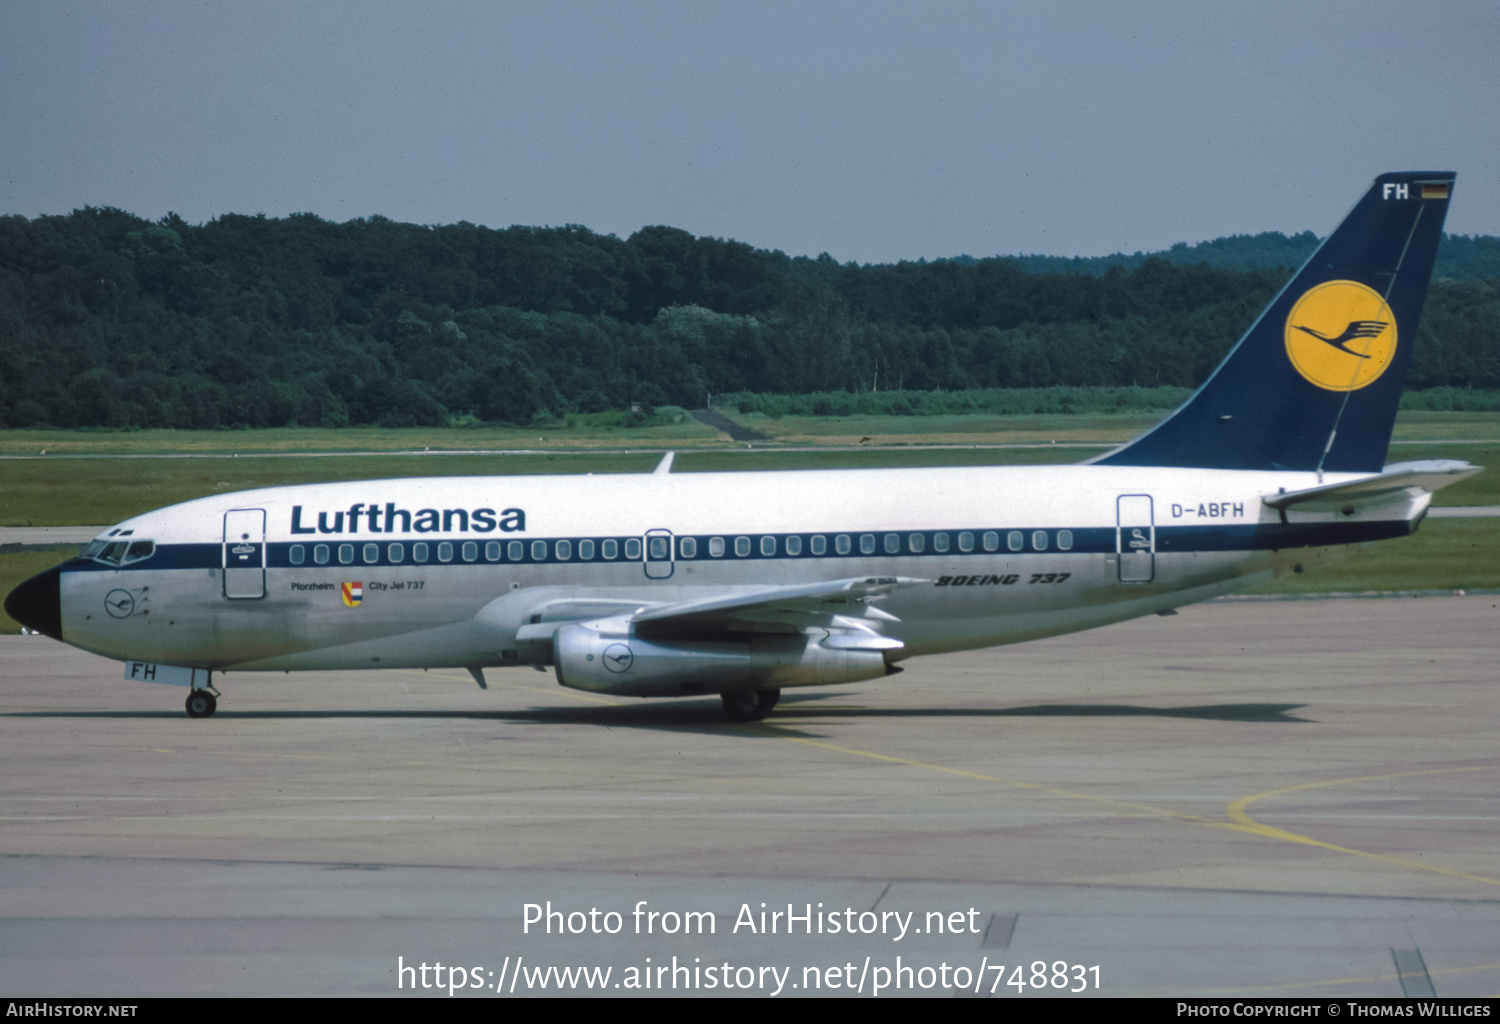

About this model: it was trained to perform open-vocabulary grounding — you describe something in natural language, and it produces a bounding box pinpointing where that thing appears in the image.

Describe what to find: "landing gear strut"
[721,688,780,722]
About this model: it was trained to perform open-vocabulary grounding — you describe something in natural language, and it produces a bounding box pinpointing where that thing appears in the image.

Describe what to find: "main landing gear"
[721,688,780,722]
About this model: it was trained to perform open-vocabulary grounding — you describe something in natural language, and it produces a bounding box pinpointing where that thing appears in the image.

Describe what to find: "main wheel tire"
[185,690,217,718]
[721,688,779,722]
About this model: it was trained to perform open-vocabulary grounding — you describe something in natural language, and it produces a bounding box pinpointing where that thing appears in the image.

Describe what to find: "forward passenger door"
[223,508,266,599]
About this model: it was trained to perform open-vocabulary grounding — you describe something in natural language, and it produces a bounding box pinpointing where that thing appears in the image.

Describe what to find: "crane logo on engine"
[602,643,634,673]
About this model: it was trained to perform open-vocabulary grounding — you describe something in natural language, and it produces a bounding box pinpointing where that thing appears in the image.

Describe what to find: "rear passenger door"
[1116,495,1155,583]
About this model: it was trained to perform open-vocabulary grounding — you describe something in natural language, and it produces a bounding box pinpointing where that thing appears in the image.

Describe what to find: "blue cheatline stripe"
[58,519,1413,574]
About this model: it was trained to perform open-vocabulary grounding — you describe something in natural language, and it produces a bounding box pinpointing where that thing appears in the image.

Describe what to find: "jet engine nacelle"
[553,620,892,697]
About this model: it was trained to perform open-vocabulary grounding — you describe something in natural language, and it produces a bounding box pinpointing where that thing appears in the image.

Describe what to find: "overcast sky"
[2,0,1496,263]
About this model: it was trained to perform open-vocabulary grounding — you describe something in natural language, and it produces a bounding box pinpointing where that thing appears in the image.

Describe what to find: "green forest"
[2,207,1497,429]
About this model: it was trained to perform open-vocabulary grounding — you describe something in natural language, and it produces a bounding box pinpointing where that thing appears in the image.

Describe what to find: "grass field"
[720,408,1500,447]
[6,443,1494,528]
[2,409,1494,456]
[1247,518,1500,595]
[2,412,1495,632]
[0,407,720,456]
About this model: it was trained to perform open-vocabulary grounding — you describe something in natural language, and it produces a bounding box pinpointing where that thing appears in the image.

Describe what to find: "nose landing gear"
[185,689,217,717]
[184,673,221,718]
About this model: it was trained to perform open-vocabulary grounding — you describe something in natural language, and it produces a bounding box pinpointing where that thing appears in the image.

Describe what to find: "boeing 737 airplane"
[4,172,1479,720]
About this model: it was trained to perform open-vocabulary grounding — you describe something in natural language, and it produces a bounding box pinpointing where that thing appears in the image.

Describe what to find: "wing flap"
[630,575,924,633]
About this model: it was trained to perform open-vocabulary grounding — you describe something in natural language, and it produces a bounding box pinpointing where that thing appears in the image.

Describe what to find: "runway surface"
[2,596,1498,998]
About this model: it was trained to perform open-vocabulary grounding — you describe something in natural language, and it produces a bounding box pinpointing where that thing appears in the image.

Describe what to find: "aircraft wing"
[510,575,925,648]
[630,575,924,641]
[1263,460,1481,513]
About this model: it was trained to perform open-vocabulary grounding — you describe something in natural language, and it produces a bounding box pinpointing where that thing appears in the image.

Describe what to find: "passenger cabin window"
[678,537,697,558]
[835,534,852,555]
[602,539,619,560]
[624,538,642,560]
[1032,531,1048,551]
[363,543,379,563]
[734,536,751,557]
[859,534,876,555]
[462,541,478,562]
[553,539,570,561]
[578,539,595,560]
[933,532,950,553]
[760,536,776,557]
[389,542,405,563]
[413,542,429,562]
[531,540,547,561]
[785,536,802,556]
[883,533,900,554]
[810,535,826,555]
[290,545,305,565]
[1057,530,1074,551]
[338,544,354,564]
[485,541,500,561]
[709,537,725,557]
[438,542,454,562]
[314,544,330,565]
[1006,531,1023,552]
[649,536,669,559]
[508,540,524,561]
[909,533,925,553]
[958,532,974,553]
[983,531,999,552]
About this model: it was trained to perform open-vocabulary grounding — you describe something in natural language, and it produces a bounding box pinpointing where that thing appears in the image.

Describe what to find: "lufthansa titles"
[290,502,525,536]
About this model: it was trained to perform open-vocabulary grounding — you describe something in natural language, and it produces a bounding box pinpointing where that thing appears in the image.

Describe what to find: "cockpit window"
[88,539,155,566]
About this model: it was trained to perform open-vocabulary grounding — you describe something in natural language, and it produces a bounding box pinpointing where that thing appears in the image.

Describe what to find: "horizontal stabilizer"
[1264,460,1480,512]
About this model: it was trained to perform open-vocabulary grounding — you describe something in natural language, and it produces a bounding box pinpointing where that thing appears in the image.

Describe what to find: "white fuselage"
[56,463,1419,683]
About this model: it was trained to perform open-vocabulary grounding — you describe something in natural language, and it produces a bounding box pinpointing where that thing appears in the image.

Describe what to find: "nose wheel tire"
[185,690,217,718]
[721,688,779,722]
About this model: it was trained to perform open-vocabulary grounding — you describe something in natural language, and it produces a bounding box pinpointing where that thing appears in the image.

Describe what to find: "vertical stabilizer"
[1095,172,1454,472]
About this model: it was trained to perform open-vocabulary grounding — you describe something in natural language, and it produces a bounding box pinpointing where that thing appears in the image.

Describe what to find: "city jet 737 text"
[5,172,1479,720]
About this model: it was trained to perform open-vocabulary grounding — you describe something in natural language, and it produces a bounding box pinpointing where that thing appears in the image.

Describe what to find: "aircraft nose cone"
[5,565,63,640]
